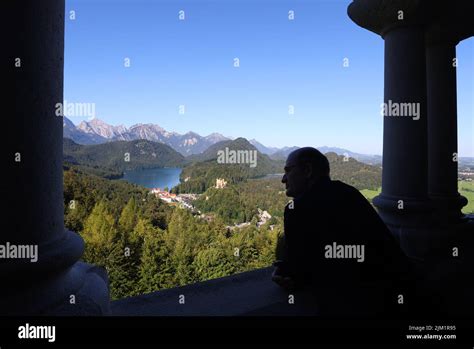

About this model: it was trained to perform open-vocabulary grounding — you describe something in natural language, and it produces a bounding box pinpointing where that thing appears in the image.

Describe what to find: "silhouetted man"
[272,147,416,316]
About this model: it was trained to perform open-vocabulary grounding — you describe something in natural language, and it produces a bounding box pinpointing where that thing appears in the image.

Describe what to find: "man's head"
[281,147,330,198]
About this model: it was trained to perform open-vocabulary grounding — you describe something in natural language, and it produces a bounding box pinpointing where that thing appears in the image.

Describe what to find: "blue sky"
[64,0,473,156]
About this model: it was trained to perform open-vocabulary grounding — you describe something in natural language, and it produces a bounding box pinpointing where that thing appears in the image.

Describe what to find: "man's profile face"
[281,152,310,198]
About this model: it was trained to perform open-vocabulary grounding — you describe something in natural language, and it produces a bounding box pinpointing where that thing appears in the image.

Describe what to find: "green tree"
[192,246,235,281]
[64,199,88,233]
[107,238,141,300]
[164,209,195,285]
[119,197,138,236]
[82,200,117,248]
[138,221,174,293]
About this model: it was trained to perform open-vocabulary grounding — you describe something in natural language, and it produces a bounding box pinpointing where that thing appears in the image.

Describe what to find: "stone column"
[348,0,434,256]
[426,32,468,223]
[373,25,432,227]
[4,0,109,315]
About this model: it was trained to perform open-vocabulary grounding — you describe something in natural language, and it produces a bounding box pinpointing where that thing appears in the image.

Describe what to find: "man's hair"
[293,147,330,178]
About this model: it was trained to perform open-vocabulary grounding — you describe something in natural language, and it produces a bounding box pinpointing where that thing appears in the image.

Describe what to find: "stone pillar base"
[0,231,110,315]
[373,195,434,228]
[1,261,110,316]
[430,194,468,223]
[382,215,474,259]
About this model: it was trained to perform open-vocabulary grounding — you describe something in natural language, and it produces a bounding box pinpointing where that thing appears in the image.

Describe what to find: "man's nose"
[281,174,287,183]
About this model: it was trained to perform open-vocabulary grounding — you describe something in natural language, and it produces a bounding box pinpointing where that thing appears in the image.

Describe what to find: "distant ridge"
[63,117,383,165]
[64,117,230,156]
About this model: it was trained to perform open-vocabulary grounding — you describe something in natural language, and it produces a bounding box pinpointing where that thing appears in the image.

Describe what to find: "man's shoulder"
[330,179,359,194]
[307,179,360,204]
[283,180,365,213]
[330,180,369,203]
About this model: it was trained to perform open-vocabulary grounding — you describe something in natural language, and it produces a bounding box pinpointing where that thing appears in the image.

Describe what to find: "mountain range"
[249,141,383,165]
[63,117,383,164]
[63,117,230,156]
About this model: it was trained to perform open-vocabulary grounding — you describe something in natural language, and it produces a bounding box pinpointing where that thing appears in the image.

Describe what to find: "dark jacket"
[278,177,416,316]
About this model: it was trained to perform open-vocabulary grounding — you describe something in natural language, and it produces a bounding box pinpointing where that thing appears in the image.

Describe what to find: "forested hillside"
[172,138,285,194]
[325,152,381,190]
[174,150,382,194]
[63,166,281,300]
[63,138,187,174]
